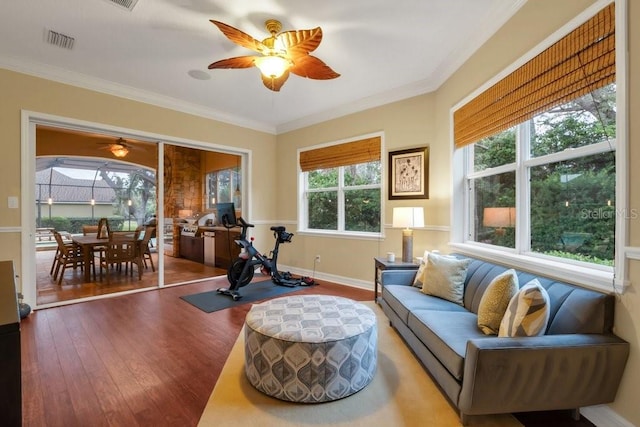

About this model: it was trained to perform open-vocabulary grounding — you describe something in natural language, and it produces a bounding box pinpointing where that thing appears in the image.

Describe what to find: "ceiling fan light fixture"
[254,55,290,79]
[110,143,129,158]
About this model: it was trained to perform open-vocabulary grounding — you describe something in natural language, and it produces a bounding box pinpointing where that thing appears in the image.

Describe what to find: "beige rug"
[199,302,522,427]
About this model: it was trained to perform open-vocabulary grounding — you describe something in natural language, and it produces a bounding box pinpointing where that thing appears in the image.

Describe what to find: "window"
[206,167,241,210]
[467,85,616,266]
[452,3,625,289]
[299,135,382,235]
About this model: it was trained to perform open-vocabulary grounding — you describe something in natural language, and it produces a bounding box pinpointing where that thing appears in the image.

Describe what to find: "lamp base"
[402,229,413,263]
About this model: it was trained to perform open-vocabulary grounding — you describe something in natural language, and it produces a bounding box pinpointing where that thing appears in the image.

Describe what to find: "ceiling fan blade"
[261,70,290,92]
[277,27,323,55]
[210,20,266,53]
[208,56,258,70]
[290,55,340,80]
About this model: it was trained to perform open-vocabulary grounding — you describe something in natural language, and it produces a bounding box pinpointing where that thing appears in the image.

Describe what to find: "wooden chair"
[97,218,111,239]
[52,231,85,285]
[140,226,156,272]
[82,225,99,236]
[99,233,142,284]
[82,224,104,275]
[49,230,80,277]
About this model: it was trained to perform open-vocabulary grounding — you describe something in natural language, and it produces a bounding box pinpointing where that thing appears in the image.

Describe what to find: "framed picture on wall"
[388,146,429,200]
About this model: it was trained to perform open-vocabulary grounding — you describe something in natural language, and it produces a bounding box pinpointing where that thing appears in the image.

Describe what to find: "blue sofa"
[378,254,629,424]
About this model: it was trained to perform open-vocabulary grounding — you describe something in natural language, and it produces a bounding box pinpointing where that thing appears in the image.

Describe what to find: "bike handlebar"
[237,217,253,240]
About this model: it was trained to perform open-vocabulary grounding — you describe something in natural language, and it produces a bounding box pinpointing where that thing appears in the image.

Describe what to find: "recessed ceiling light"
[188,70,211,81]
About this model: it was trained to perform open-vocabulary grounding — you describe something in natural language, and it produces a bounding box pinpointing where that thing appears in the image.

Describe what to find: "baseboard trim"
[279,264,373,291]
[581,405,634,427]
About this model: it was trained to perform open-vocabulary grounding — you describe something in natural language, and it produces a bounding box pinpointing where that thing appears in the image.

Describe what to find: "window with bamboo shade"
[299,136,381,172]
[454,2,614,148]
[451,1,622,286]
[299,134,382,235]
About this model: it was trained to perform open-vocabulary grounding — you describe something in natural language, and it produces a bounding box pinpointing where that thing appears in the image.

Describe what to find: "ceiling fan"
[208,19,340,92]
[97,138,133,158]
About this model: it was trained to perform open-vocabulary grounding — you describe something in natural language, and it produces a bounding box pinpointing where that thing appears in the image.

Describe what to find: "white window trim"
[450,0,628,294]
[297,131,385,239]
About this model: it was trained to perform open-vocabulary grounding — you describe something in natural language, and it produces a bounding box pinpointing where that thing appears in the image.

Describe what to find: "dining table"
[72,235,108,282]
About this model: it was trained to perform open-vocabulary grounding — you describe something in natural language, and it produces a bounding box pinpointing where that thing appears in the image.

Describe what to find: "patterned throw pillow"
[420,253,472,305]
[412,250,431,287]
[477,269,519,335]
[498,279,550,337]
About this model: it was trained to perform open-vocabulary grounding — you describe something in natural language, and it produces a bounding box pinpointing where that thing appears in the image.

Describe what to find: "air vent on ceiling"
[103,0,139,11]
[46,29,75,50]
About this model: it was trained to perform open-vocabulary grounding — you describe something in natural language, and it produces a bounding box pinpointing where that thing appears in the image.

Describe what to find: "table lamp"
[483,207,516,235]
[392,207,425,262]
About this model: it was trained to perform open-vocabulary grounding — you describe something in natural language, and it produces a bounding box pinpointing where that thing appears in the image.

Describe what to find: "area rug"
[180,278,310,313]
[198,302,522,427]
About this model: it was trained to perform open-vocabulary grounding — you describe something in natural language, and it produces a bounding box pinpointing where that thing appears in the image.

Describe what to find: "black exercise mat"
[179,279,310,313]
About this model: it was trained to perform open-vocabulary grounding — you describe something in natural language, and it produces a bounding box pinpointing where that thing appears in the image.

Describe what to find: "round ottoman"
[244,294,377,403]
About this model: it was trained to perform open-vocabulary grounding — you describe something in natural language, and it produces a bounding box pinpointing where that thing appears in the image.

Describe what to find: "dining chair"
[82,225,99,236]
[49,230,79,277]
[97,218,111,239]
[99,232,143,284]
[140,226,156,272]
[52,231,86,285]
[83,224,105,274]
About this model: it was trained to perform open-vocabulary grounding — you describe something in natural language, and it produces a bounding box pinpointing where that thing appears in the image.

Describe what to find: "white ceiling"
[0,0,525,134]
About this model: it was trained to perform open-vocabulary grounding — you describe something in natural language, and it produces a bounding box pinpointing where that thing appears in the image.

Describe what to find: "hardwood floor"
[21,277,595,427]
[36,247,226,305]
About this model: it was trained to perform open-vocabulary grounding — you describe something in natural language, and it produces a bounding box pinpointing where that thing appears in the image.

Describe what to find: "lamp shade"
[392,207,425,229]
[483,207,516,228]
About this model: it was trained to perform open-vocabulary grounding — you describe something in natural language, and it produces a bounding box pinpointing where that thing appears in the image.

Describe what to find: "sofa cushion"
[408,309,486,381]
[477,269,519,335]
[499,279,550,337]
[382,285,467,324]
[421,253,472,305]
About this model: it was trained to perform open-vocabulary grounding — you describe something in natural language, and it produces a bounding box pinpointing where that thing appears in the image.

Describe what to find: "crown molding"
[2,0,528,137]
[0,56,277,135]
[427,0,528,89]
[276,0,528,135]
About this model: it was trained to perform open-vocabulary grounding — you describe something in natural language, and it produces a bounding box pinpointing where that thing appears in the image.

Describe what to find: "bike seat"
[270,226,286,232]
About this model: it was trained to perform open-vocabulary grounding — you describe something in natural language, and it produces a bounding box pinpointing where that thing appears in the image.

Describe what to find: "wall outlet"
[315,255,321,263]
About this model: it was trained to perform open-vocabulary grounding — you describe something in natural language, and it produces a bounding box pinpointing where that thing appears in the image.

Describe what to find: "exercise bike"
[216,217,316,301]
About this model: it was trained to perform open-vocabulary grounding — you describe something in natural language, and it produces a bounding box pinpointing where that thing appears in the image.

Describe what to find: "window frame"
[205,167,241,210]
[298,132,384,239]
[451,0,628,293]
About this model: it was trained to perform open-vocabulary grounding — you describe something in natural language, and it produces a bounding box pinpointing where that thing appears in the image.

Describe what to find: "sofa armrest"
[379,270,417,286]
[458,334,630,415]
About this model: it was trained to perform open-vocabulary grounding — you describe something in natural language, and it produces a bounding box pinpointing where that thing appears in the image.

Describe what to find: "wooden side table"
[374,257,419,302]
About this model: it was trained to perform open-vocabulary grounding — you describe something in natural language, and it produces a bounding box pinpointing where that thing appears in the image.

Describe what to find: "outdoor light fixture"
[90,199,95,206]
[392,207,425,262]
[47,197,53,205]
[483,207,516,235]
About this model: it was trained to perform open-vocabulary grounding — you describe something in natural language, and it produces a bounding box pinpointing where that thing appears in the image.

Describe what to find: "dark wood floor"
[21,276,595,427]
[36,247,226,305]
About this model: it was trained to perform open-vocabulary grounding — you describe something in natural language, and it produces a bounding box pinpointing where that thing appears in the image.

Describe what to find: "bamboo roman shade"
[299,136,381,172]
[454,2,615,148]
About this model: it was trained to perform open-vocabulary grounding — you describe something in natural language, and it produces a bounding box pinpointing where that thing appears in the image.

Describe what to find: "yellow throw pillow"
[477,269,519,335]
[421,253,472,305]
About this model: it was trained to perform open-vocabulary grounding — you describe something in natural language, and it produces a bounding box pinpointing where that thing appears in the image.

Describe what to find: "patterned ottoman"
[244,294,377,403]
